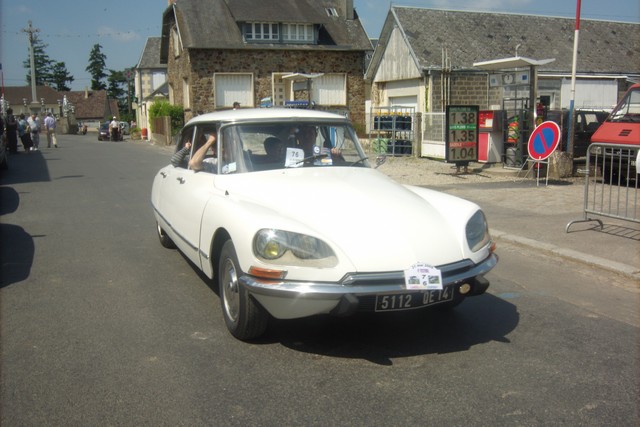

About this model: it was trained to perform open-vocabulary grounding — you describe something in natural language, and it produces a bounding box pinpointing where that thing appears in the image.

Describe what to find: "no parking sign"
[528,121,561,161]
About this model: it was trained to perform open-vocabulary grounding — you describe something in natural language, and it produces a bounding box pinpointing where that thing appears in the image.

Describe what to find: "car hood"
[217,167,481,271]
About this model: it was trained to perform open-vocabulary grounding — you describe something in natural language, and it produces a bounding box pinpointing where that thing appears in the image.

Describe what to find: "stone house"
[365,7,639,159]
[159,0,372,129]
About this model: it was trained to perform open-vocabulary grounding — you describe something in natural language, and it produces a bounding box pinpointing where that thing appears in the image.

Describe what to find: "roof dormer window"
[244,22,279,41]
[282,23,314,42]
[326,8,338,17]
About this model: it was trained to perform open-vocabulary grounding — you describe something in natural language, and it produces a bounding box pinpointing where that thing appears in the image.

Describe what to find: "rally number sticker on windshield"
[404,263,443,290]
[285,147,305,168]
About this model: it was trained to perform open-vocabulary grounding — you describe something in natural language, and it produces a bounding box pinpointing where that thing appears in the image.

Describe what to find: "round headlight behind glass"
[466,210,490,252]
[254,229,288,259]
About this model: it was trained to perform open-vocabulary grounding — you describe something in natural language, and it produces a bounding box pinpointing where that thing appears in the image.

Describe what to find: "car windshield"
[608,87,640,123]
[218,121,369,174]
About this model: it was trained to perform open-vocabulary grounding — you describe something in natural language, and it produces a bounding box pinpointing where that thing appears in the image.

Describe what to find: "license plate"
[375,287,454,312]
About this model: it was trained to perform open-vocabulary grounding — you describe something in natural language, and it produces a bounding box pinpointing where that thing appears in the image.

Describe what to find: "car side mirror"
[375,155,387,169]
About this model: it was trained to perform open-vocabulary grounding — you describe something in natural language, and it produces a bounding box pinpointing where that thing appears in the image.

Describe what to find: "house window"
[214,73,254,108]
[244,22,279,41]
[182,79,190,109]
[326,8,338,17]
[172,27,181,57]
[313,74,347,106]
[282,24,314,42]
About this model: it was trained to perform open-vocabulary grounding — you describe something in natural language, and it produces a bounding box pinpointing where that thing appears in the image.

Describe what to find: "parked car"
[546,109,609,158]
[98,122,110,141]
[151,109,497,340]
[119,121,130,135]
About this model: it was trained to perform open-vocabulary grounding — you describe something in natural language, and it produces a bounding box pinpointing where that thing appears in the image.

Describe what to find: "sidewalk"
[379,158,640,283]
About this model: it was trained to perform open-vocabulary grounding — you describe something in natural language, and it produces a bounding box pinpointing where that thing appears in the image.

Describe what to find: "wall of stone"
[166,35,367,127]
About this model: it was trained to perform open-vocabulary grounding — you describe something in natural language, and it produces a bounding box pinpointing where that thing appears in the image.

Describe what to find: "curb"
[491,229,640,284]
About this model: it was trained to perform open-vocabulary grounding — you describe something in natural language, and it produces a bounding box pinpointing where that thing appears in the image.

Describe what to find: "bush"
[149,100,184,136]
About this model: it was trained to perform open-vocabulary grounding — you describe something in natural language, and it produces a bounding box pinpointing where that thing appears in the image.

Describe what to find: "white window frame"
[182,79,190,109]
[244,22,279,41]
[282,23,314,42]
[214,73,254,108]
[172,27,181,57]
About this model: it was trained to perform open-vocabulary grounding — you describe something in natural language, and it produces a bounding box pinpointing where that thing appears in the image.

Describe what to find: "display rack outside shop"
[369,107,415,156]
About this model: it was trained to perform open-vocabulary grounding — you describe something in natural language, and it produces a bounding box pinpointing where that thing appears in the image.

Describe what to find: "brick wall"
[167,38,367,127]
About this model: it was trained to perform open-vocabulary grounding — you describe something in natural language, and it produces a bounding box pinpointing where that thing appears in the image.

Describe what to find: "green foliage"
[86,44,107,90]
[149,100,184,136]
[50,62,74,91]
[23,35,54,86]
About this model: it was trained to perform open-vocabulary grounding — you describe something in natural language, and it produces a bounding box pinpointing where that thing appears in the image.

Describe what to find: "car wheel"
[156,222,176,249]
[218,240,268,340]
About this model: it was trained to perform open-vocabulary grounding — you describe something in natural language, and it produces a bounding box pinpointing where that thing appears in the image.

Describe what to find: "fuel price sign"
[446,105,479,164]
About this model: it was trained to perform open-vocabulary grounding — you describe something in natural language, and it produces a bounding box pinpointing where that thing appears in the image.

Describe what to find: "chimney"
[85,87,89,99]
[344,0,354,20]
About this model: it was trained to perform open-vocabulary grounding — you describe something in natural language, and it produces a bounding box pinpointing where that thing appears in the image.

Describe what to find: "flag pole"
[567,0,581,157]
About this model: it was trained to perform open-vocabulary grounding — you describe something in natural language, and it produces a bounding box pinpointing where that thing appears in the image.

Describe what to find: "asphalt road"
[1,134,638,425]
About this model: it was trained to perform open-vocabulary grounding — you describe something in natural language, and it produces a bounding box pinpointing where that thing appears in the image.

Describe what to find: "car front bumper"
[240,253,498,319]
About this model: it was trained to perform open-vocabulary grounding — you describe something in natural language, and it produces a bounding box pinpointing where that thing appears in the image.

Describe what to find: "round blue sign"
[528,121,561,160]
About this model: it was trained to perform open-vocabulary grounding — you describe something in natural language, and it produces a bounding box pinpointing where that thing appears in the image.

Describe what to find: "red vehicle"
[590,83,640,182]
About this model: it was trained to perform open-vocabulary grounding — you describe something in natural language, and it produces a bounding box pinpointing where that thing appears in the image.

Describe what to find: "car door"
[158,125,219,268]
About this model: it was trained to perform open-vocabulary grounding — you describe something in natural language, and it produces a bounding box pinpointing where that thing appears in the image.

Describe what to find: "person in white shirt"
[44,112,57,148]
[109,116,119,141]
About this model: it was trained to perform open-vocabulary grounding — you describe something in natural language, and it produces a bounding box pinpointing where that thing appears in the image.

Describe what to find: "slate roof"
[137,37,166,70]
[160,0,371,62]
[374,7,639,76]
[2,85,62,106]
[66,90,119,121]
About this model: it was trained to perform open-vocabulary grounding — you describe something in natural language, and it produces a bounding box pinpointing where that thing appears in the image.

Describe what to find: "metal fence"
[566,143,639,232]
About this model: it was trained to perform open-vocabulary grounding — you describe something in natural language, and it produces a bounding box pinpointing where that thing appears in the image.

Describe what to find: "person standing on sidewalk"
[17,114,33,153]
[4,108,19,154]
[44,112,58,148]
[28,113,41,151]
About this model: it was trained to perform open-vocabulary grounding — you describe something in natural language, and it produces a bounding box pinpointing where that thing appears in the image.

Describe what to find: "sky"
[1,0,638,92]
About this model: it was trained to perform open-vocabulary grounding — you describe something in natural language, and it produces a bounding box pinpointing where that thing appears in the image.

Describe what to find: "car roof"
[185,108,349,126]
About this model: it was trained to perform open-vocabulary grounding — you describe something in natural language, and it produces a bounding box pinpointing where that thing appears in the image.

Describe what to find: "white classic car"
[151,108,497,340]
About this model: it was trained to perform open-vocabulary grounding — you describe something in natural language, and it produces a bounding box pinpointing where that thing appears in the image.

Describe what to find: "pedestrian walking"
[109,116,119,141]
[28,113,41,151]
[44,112,58,148]
[17,114,33,153]
[4,108,19,154]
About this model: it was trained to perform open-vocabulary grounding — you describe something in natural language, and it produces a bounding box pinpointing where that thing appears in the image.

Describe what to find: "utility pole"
[22,20,39,104]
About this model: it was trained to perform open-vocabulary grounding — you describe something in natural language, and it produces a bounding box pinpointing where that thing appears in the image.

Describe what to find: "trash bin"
[141,128,148,139]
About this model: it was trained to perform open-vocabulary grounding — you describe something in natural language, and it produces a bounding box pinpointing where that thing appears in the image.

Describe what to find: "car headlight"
[466,210,491,252]
[253,229,337,267]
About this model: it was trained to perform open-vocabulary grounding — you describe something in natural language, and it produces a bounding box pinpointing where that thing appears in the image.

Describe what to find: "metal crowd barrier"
[566,143,639,232]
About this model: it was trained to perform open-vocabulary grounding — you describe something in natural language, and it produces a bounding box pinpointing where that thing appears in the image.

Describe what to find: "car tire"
[218,240,268,340]
[156,222,176,249]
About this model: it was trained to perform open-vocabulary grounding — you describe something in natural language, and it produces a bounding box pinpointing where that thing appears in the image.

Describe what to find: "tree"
[107,69,126,104]
[23,34,54,86]
[50,62,74,91]
[86,44,107,90]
